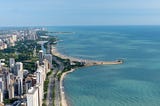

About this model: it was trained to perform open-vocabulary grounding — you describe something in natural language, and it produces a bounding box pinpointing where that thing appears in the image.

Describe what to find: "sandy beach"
[51,45,123,65]
[60,69,75,106]
[51,45,83,62]
[51,45,123,106]
[51,46,81,106]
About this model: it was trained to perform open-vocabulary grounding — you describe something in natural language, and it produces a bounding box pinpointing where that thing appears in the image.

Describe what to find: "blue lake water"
[48,26,160,106]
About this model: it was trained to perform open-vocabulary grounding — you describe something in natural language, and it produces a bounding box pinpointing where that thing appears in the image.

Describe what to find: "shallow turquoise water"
[48,26,160,106]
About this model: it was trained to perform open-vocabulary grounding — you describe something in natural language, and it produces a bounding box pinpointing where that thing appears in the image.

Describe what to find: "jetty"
[51,46,123,67]
[84,60,123,66]
[51,45,123,106]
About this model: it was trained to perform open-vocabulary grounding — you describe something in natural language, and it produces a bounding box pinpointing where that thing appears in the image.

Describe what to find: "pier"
[51,46,123,106]
[84,60,123,66]
[51,46,123,67]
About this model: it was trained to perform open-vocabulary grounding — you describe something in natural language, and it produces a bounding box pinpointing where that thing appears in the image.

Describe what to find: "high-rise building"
[0,89,3,103]
[27,87,39,106]
[27,59,45,105]
[15,62,23,79]
[36,66,45,99]
[46,43,51,54]
[11,35,17,42]
[9,58,15,68]
[7,73,15,99]
[26,74,37,87]
[36,71,42,85]
[43,59,49,74]
[0,39,7,50]
[35,84,42,106]
[8,80,14,99]
[14,81,18,96]
[39,50,44,65]
[17,77,23,97]
[44,54,52,69]
[0,75,4,94]
[9,58,15,73]
[7,73,11,89]
[0,75,4,103]
[27,30,38,41]
[15,63,24,97]
[0,59,5,70]
[25,80,32,94]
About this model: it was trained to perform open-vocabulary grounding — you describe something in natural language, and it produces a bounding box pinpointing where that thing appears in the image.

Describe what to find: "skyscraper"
[0,75,4,104]
[8,80,14,99]
[36,66,45,99]
[7,73,11,88]
[0,89,3,103]
[27,87,39,106]
[36,70,42,85]
[16,62,24,97]
[43,59,49,74]
[15,62,23,79]
[35,84,42,106]
[17,77,23,97]
[25,80,32,94]
[46,42,51,54]
[0,75,4,95]
[9,58,15,68]
[44,54,52,69]
[7,73,15,99]
[39,50,44,65]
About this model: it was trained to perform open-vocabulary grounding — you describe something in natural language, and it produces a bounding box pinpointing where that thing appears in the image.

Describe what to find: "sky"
[0,0,160,26]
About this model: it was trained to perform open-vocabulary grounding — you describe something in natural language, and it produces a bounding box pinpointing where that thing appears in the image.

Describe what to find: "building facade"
[27,87,39,106]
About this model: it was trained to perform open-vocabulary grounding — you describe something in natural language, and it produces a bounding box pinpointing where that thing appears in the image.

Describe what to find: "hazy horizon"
[1,0,160,26]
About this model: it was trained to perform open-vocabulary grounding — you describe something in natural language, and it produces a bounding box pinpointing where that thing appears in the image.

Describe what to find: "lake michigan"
[48,26,160,106]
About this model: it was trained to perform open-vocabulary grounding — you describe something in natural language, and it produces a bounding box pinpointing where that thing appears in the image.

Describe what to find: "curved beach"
[51,46,75,106]
[49,26,160,106]
[51,46,83,62]
[51,45,123,66]
[60,69,75,106]
[51,45,123,106]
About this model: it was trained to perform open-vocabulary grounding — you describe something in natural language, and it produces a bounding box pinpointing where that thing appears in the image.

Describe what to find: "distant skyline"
[1,0,160,26]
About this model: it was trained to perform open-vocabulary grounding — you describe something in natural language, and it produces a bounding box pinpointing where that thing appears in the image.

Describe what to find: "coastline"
[51,45,83,62]
[51,45,123,65]
[60,69,75,106]
[51,44,123,106]
[51,46,75,106]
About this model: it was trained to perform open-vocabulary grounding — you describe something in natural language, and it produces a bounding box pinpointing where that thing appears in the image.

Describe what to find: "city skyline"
[0,0,160,26]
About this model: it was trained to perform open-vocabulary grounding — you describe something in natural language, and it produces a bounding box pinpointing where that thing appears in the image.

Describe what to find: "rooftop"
[28,87,37,94]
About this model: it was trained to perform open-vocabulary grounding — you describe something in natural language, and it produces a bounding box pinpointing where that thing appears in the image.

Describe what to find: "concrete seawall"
[51,46,123,66]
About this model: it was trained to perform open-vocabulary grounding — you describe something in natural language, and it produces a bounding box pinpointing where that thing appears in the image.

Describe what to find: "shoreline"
[51,46,75,106]
[51,45,123,106]
[60,69,75,106]
[51,45,123,65]
[51,45,84,62]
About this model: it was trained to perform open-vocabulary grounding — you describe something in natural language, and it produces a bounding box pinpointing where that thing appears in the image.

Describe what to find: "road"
[46,70,55,106]
[46,56,64,106]
[54,77,60,106]
[53,56,65,71]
